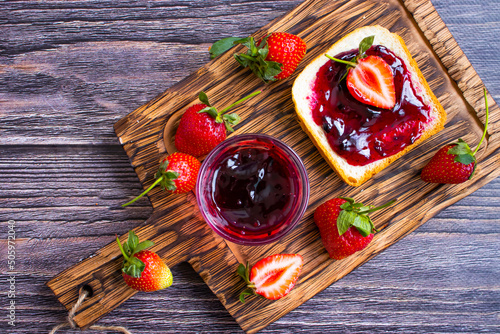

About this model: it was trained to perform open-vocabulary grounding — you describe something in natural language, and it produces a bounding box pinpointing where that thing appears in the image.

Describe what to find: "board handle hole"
[79,284,94,299]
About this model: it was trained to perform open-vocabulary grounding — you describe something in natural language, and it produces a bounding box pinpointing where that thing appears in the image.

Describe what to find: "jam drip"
[212,146,295,235]
[310,45,432,166]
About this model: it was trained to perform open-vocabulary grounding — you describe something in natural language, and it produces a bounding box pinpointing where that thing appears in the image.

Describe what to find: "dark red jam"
[211,143,297,237]
[309,45,432,166]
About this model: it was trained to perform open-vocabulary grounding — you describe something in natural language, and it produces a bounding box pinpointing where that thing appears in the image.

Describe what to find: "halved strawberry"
[325,36,396,109]
[237,254,303,302]
[347,55,395,109]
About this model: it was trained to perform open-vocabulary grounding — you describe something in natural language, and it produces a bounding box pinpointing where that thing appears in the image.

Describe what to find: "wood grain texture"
[0,0,499,333]
[44,0,500,333]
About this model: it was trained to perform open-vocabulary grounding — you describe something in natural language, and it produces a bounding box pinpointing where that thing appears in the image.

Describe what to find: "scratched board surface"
[47,0,500,333]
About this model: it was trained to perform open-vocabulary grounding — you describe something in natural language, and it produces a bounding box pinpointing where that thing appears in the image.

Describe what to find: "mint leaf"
[209,37,244,59]
[337,210,356,236]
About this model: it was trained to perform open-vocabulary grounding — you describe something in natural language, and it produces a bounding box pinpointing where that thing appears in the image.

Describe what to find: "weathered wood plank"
[0,0,499,333]
[0,0,498,145]
[46,0,500,332]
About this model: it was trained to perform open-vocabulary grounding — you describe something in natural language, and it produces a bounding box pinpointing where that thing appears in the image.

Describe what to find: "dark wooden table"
[1,1,499,333]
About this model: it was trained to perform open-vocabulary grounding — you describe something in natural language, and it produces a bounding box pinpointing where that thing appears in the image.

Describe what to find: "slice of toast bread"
[292,25,446,187]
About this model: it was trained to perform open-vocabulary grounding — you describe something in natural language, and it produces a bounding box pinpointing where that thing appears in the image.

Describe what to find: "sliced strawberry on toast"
[237,254,303,302]
[347,55,396,109]
[325,35,396,109]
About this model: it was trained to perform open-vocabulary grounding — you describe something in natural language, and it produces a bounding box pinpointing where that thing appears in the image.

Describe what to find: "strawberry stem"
[219,90,261,115]
[472,88,489,156]
[325,54,357,67]
[122,176,164,207]
[116,235,130,262]
[360,199,397,214]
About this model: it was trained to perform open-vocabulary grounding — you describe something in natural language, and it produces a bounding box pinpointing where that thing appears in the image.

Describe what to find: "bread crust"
[292,25,446,187]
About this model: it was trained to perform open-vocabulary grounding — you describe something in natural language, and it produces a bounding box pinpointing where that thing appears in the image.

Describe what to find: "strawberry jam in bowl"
[311,45,432,166]
[196,134,309,246]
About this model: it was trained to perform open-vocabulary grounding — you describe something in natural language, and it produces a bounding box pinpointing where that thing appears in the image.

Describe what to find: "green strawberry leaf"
[209,37,244,59]
[258,46,269,59]
[165,170,180,180]
[337,210,356,236]
[340,197,355,204]
[132,240,154,256]
[239,288,254,304]
[198,91,211,106]
[340,202,351,210]
[224,122,234,132]
[198,106,219,120]
[123,256,146,278]
[127,231,139,251]
[454,153,475,165]
[223,113,241,126]
[469,162,477,180]
[358,35,375,58]
[164,179,177,192]
[447,139,475,165]
[266,61,283,78]
[352,215,373,237]
[237,263,247,281]
[122,241,131,256]
[336,198,395,237]
[234,54,251,67]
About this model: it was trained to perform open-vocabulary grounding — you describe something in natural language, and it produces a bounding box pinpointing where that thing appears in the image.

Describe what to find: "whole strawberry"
[175,90,261,157]
[421,89,489,184]
[210,32,307,82]
[122,152,200,207]
[314,197,396,260]
[116,231,173,292]
[237,254,303,303]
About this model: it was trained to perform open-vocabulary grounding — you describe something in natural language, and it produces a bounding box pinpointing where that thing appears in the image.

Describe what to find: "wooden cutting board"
[47,0,500,333]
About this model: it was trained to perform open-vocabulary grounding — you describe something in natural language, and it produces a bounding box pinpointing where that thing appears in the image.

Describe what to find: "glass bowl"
[195,133,310,246]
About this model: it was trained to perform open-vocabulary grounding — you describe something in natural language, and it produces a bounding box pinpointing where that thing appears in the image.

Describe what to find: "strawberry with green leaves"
[175,90,261,157]
[122,152,200,207]
[237,254,303,302]
[210,32,307,82]
[325,35,396,109]
[421,89,489,184]
[116,231,173,292]
[314,197,396,260]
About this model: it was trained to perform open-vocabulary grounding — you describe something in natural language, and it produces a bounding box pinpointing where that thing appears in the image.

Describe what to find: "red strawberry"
[116,231,173,292]
[263,32,307,80]
[237,254,303,302]
[122,152,200,207]
[421,89,489,184]
[347,55,395,109]
[175,90,261,157]
[326,36,396,109]
[314,197,395,260]
[210,32,307,82]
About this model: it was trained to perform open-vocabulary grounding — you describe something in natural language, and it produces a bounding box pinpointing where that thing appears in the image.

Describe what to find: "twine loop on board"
[50,289,132,334]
